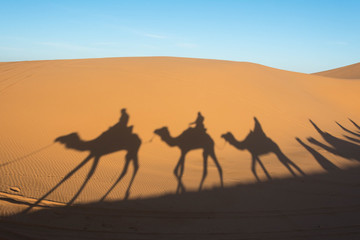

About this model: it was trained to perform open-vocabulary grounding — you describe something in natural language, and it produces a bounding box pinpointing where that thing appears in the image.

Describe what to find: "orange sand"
[314,62,360,79]
[0,57,359,239]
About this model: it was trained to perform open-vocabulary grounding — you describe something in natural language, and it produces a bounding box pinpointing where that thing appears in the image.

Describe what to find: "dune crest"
[314,62,360,79]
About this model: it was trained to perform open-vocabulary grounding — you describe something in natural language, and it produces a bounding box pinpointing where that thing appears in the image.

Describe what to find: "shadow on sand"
[296,138,340,172]
[222,117,305,181]
[154,112,223,193]
[296,119,360,173]
[1,118,360,239]
[22,109,141,213]
[1,165,360,240]
[307,119,360,162]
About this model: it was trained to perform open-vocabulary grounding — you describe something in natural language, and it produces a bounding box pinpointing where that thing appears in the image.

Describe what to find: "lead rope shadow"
[22,109,141,214]
[222,117,305,182]
[154,112,223,193]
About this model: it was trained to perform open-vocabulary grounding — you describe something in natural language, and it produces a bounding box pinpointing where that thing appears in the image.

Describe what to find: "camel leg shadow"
[336,122,360,138]
[22,154,94,213]
[100,153,139,201]
[251,155,272,182]
[174,152,186,194]
[275,148,305,177]
[296,138,340,172]
[199,149,223,191]
[257,156,272,181]
[209,149,223,188]
[251,155,260,182]
[67,156,100,206]
[345,135,360,144]
[308,120,360,161]
[349,118,360,133]
[198,151,208,191]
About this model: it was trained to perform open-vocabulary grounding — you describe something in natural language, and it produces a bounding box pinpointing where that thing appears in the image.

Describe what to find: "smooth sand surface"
[314,62,360,79]
[1,57,360,239]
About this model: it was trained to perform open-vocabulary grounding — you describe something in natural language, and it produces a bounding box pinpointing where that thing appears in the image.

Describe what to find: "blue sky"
[1,0,359,73]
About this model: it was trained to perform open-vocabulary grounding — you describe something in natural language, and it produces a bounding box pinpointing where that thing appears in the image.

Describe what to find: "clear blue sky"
[1,0,359,73]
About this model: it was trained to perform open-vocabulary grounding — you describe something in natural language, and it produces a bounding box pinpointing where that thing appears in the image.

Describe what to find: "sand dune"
[0,57,360,239]
[314,62,360,79]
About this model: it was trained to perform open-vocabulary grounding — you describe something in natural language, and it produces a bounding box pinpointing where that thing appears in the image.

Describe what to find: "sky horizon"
[1,0,359,73]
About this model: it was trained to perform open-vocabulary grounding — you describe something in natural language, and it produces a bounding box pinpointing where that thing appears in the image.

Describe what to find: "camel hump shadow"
[23,110,141,214]
[222,117,305,181]
[55,125,140,158]
[178,127,214,150]
[242,117,279,154]
[154,112,223,193]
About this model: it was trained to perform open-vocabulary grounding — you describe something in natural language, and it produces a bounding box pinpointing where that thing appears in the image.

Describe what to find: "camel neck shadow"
[222,117,305,182]
[22,111,141,214]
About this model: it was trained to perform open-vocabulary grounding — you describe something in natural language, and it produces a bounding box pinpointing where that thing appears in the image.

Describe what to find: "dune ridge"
[314,62,360,79]
[0,57,360,239]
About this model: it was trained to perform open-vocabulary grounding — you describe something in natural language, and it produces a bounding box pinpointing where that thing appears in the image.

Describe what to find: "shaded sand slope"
[0,57,360,207]
[1,165,360,239]
[314,62,360,79]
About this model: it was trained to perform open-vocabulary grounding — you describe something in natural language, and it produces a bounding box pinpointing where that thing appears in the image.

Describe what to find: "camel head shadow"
[154,117,223,193]
[54,125,141,203]
[23,110,141,214]
[221,117,305,181]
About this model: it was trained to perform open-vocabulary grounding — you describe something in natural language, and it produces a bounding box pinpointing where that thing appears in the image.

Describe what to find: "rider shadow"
[23,109,141,213]
[154,112,223,194]
[222,117,305,181]
[307,119,360,162]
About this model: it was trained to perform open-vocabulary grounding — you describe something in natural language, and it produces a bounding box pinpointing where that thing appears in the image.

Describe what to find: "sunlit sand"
[1,57,359,239]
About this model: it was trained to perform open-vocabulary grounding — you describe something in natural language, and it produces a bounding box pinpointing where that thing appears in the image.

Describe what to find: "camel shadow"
[296,138,340,173]
[349,118,360,133]
[341,119,360,144]
[307,119,360,161]
[344,135,360,144]
[336,121,360,138]
[222,117,305,182]
[23,109,141,213]
[154,112,223,194]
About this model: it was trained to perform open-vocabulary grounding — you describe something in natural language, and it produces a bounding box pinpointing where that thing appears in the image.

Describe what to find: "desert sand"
[314,62,360,79]
[0,57,359,239]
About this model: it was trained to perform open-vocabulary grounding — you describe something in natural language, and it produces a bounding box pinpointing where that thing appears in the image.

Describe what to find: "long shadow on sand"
[22,110,141,213]
[336,121,360,138]
[154,112,223,194]
[2,165,360,240]
[296,138,340,173]
[221,117,305,181]
[307,120,360,161]
[349,118,360,133]
[340,119,360,144]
